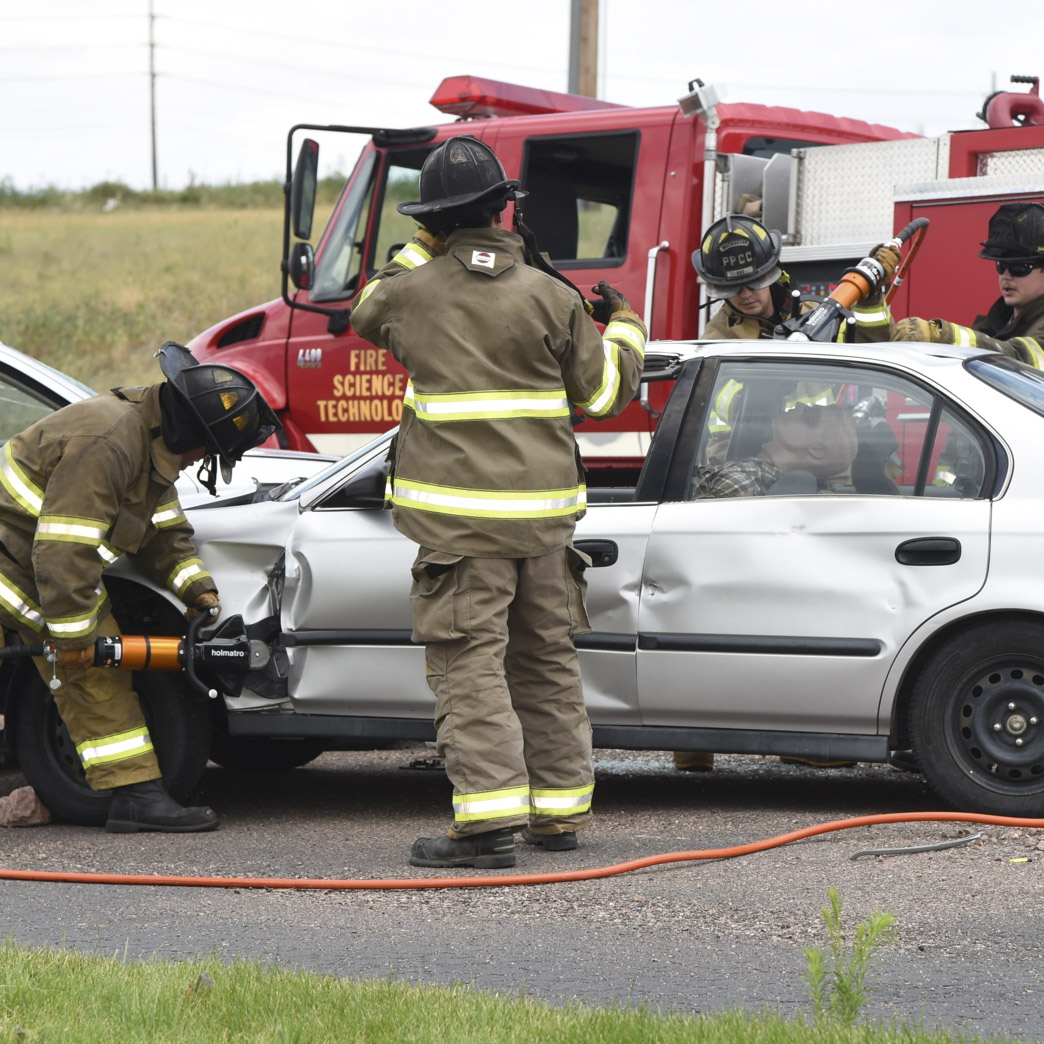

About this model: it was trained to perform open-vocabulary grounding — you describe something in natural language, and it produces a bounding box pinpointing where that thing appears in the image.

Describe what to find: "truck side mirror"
[288,242,314,291]
[290,138,319,241]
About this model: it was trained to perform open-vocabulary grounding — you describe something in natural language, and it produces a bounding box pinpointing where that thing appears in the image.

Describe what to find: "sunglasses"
[995,260,1044,278]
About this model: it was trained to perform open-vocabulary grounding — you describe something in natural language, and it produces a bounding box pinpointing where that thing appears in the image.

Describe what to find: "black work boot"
[409,827,515,868]
[106,779,219,834]
[521,826,578,851]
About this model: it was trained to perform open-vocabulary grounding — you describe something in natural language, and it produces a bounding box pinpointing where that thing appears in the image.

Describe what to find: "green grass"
[0,943,1020,1044]
[0,181,344,392]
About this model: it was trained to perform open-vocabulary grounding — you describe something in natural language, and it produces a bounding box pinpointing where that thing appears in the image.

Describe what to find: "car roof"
[0,340,96,405]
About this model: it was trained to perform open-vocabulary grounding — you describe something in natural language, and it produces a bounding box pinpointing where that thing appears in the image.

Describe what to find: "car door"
[636,356,995,734]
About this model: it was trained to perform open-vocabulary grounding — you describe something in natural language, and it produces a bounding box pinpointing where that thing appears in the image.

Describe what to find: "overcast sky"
[3,0,1044,192]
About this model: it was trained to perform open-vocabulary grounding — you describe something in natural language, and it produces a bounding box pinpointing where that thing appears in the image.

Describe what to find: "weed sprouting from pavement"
[804,886,897,1026]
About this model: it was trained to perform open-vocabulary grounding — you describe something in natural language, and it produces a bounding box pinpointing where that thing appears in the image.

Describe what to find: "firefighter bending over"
[351,136,646,869]
[893,201,1044,367]
[0,343,280,832]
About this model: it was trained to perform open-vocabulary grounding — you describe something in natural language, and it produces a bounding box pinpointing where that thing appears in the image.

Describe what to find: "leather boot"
[521,826,578,851]
[106,779,219,834]
[410,826,515,868]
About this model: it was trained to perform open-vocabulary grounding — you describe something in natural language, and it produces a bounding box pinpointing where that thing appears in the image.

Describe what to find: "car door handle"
[895,537,962,566]
[574,539,618,568]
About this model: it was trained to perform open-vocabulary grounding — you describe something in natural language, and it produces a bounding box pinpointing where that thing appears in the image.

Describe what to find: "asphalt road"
[1,745,1042,1041]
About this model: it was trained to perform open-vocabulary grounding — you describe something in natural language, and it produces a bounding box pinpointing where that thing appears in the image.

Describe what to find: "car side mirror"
[287,242,314,291]
[290,138,319,241]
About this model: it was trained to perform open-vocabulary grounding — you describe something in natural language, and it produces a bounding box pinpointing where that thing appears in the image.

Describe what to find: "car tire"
[909,619,1044,816]
[208,735,324,772]
[11,666,212,826]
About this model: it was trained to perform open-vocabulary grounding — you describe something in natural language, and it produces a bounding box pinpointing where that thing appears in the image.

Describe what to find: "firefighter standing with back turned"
[351,136,646,869]
[0,343,279,832]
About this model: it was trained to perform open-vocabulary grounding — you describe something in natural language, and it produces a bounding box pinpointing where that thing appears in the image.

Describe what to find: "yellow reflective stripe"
[951,324,979,348]
[411,387,570,422]
[0,570,44,631]
[391,479,583,520]
[1013,337,1044,369]
[577,340,622,419]
[1,442,44,516]
[852,303,889,326]
[605,316,646,358]
[710,379,742,433]
[357,278,380,305]
[35,515,106,546]
[46,590,105,638]
[167,557,212,598]
[530,783,594,815]
[453,785,530,823]
[97,541,120,564]
[152,499,186,529]
[403,381,416,412]
[392,240,438,271]
[76,727,154,768]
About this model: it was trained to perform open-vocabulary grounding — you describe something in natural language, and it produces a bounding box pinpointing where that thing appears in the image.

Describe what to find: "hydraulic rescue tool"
[775,217,930,342]
[0,612,272,700]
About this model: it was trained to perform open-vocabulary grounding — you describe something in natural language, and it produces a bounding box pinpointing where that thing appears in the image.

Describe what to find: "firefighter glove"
[186,590,222,623]
[893,317,968,344]
[870,243,903,286]
[413,227,447,257]
[55,646,95,671]
[587,281,647,337]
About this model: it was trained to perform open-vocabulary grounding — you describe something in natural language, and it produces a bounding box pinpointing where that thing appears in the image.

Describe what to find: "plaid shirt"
[692,458,782,499]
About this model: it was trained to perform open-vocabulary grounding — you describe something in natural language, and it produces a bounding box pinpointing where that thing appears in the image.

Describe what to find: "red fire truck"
[187,73,1044,468]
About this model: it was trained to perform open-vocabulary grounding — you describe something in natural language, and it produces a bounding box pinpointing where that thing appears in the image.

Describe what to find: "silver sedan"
[15,339,1044,822]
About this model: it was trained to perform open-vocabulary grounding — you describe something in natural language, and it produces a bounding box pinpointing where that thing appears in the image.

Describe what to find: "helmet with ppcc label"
[692,214,783,298]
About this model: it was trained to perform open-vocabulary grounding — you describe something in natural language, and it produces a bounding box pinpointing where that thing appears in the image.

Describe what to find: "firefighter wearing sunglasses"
[894,201,1044,368]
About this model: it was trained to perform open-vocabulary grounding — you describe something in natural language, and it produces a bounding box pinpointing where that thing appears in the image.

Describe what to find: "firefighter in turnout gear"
[0,342,280,832]
[893,201,1044,367]
[351,136,645,868]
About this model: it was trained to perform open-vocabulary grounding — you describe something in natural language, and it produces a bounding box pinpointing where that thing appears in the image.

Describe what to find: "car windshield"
[278,429,396,503]
[967,354,1044,417]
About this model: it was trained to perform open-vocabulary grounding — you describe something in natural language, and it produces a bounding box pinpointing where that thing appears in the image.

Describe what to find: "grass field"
[0,944,1018,1044]
[0,207,285,392]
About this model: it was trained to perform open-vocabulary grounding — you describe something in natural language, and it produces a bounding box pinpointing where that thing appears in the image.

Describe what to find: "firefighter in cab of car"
[893,201,1044,368]
[0,343,280,832]
[351,136,646,869]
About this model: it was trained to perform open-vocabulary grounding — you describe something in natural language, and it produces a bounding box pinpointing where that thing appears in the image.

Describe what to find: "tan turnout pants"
[410,545,594,838]
[27,612,161,791]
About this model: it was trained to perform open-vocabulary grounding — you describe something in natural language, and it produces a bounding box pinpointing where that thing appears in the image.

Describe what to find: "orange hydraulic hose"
[1,811,1041,891]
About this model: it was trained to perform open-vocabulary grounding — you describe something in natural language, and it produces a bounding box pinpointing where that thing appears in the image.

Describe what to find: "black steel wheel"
[11,665,212,826]
[909,620,1044,816]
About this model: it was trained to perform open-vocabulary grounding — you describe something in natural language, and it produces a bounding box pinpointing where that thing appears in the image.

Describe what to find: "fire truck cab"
[187,74,914,464]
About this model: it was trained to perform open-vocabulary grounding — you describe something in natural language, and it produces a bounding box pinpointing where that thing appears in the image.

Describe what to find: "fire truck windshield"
[311,150,378,303]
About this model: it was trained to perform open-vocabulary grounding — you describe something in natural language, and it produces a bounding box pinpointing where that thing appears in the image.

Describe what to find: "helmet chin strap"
[197,454,218,497]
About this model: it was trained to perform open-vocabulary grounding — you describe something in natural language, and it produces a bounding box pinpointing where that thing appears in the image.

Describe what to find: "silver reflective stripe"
[0,442,43,516]
[452,786,531,821]
[152,501,186,529]
[36,519,106,545]
[412,388,570,421]
[531,784,594,813]
[77,727,153,767]
[392,479,582,519]
[853,305,889,325]
[581,340,622,418]
[170,560,206,595]
[0,574,44,631]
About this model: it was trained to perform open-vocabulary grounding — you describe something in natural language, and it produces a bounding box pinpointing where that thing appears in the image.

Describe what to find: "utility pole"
[568,0,598,98]
[149,0,158,190]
